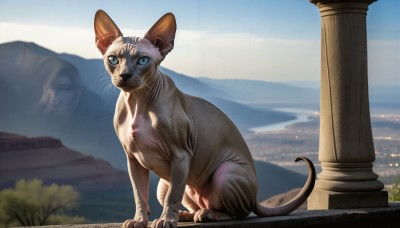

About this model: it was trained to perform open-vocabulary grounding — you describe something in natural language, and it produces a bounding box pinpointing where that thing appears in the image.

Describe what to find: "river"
[248,108,319,134]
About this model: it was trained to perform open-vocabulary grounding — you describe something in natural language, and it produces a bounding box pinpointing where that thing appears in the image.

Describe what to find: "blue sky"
[0,0,399,84]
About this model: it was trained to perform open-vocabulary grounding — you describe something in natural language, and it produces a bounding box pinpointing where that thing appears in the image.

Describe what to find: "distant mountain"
[158,69,296,129]
[198,77,320,104]
[59,52,295,129]
[280,80,320,89]
[279,81,400,108]
[0,41,122,168]
[369,86,400,105]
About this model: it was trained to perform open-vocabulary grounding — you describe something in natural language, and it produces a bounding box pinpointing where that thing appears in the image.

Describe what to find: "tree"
[0,179,85,227]
[389,177,400,202]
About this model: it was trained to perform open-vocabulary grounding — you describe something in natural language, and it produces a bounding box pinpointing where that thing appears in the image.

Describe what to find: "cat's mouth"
[114,80,127,88]
[114,79,143,92]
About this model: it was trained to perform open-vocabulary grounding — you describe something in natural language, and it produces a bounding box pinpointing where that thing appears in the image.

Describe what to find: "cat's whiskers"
[99,72,117,97]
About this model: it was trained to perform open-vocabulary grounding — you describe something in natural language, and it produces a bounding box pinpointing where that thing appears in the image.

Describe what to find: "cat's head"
[94,10,176,92]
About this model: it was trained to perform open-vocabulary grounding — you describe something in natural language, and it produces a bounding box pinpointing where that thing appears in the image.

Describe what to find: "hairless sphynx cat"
[94,10,315,228]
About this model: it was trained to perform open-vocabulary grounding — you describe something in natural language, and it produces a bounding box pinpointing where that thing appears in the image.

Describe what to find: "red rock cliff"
[0,132,129,189]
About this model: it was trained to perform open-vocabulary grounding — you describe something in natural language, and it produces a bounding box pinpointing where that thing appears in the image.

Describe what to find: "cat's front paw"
[151,212,179,228]
[151,218,177,228]
[122,219,148,228]
[193,208,211,223]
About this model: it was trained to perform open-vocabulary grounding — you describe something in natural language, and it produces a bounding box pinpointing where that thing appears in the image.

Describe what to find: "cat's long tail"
[253,157,316,217]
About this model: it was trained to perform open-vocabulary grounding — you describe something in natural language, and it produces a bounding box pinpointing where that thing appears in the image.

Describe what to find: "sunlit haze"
[0,0,399,84]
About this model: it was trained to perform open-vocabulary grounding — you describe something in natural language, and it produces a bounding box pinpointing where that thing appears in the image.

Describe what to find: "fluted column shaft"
[308,0,388,209]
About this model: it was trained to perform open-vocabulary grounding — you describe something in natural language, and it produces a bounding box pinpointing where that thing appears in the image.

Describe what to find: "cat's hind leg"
[179,193,201,222]
[194,161,257,223]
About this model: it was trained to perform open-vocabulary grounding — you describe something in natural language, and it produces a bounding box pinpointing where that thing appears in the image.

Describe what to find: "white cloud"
[0,22,99,58]
[166,30,321,81]
[368,40,400,85]
[0,22,149,59]
[0,22,321,81]
[12,22,399,83]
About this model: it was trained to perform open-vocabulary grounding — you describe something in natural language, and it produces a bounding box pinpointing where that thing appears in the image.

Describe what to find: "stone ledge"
[29,203,400,228]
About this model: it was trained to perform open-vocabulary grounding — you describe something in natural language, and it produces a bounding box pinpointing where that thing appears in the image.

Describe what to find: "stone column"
[308,0,388,209]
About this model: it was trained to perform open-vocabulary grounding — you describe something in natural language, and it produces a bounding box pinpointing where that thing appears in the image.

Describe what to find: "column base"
[308,189,388,210]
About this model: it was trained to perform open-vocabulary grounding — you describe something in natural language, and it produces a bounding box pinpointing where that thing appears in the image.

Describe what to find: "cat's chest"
[115,107,169,169]
[117,110,153,148]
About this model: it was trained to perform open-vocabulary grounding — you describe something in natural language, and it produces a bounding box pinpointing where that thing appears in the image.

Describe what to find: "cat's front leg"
[152,150,191,228]
[123,155,150,228]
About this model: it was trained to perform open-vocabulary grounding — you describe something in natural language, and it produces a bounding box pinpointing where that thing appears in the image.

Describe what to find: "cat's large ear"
[144,13,176,58]
[94,10,123,55]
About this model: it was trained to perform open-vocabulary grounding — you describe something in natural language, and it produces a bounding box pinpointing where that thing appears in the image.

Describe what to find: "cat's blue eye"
[108,55,119,65]
[138,56,150,66]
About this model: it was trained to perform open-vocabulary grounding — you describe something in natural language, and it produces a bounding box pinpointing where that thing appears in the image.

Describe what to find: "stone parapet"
[29,203,400,228]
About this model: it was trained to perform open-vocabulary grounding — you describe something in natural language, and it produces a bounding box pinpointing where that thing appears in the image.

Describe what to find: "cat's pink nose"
[119,73,132,81]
